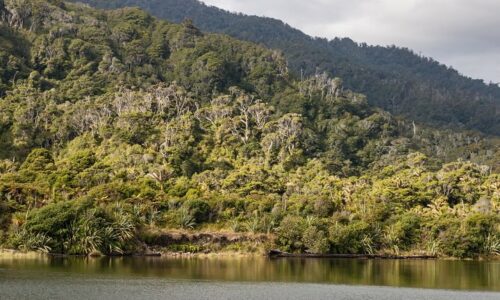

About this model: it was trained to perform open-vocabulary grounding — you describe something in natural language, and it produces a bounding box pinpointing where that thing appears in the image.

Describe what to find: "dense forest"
[0,0,498,258]
[72,0,500,136]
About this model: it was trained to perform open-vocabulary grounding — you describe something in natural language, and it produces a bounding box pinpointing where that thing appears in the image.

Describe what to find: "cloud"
[202,0,500,83]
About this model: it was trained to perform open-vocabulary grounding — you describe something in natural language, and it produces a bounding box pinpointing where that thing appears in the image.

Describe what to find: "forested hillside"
[73,0,500,136]
[0,0,498,258]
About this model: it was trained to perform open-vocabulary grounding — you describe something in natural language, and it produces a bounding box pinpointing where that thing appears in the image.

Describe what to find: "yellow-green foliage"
[0,0,498,257]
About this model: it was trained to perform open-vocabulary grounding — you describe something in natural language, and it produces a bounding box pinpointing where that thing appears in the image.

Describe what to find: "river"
[0,254,498,299]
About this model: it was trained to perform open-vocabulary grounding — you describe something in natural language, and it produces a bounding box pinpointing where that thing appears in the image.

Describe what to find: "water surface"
[0,255,498,299]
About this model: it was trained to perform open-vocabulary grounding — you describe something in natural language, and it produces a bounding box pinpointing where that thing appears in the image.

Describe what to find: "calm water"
[0,255,499,299]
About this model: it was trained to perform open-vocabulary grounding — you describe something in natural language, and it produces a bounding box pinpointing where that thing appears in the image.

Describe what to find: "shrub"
[313,198,334,218]
[436,213,498,258]
[384,212,421,251]
[329,220,374,254]
[11,200,138,255]
[20,149,55,172]
[302,226,329,254]
[275,215,306,252]
[183,199,211,223]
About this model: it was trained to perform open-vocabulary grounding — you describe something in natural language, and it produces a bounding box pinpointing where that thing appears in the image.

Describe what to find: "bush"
[20,149,55,172]
[11,200,138,255]
[329,221,374,254]
[313,198,334,218]
[435,213,499,258]
[275,215,306,252]
[384,212,421,251]
[302,226,329,254]
[183,199,211,224]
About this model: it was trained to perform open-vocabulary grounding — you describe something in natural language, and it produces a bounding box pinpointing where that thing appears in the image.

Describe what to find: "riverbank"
[0,249,41,257]
[1,248,499,261]
[2,228,499,260]
[142,230,500,260]
[267,250,437,259]
[143,229,271,256]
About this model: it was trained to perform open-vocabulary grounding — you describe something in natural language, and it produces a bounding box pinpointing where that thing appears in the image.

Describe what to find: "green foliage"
[183,199,211,224]
[383,213,421,252]
[74,0,500,136]
[166,243,202,253]
[20,149,55,172]
[0,0,497,258]
[329,221,375,254]
[10,200,137,255]
[434,213,499,258]
[302,225,330,254]
[275,216,306,253]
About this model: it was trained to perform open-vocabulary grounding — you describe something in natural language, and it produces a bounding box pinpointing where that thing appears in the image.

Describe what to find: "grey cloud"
[203,0,500,83]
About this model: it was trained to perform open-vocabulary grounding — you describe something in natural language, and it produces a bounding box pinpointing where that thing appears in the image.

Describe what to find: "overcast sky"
[202,0,500,83]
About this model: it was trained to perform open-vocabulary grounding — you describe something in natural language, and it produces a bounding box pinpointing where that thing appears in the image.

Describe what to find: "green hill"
[72,0,500,136]
[0,0,498,258]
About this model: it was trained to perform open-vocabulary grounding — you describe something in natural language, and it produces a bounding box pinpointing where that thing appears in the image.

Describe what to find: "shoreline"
[267,250,437,260]
[1,248,498,261]
[0,248,265,259]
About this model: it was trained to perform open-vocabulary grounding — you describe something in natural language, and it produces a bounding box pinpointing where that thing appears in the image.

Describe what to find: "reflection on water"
[0,255,499,291]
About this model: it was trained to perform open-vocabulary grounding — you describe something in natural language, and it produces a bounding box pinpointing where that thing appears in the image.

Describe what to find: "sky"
[202,0,500,84]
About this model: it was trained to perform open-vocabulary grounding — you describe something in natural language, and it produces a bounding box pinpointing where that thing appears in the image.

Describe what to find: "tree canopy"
[0,0,498,258]
[73,0,500,136]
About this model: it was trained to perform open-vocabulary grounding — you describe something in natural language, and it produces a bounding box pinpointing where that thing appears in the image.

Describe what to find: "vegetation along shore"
[0,0,498,260]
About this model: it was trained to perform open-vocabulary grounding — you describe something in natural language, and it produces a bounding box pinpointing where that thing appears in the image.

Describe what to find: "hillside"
[0,0,498,258]
[73,0,500,136]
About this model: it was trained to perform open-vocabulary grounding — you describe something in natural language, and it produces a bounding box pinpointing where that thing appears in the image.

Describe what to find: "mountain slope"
[0,0,498,258]
[73,0,500,135]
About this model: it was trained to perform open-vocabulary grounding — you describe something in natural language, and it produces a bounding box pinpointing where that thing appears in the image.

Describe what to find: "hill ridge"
[72,0,500,135]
